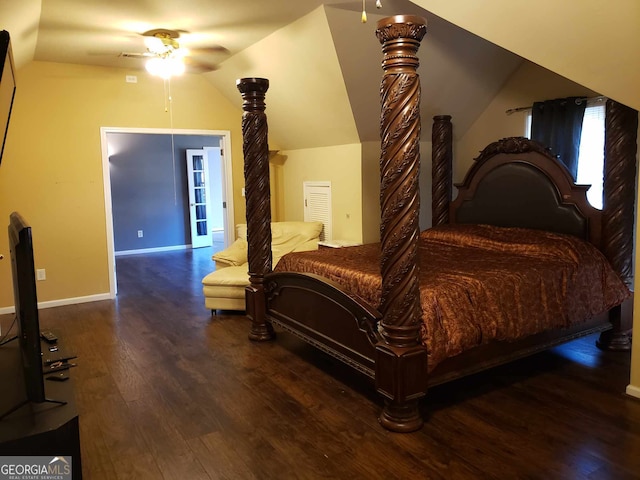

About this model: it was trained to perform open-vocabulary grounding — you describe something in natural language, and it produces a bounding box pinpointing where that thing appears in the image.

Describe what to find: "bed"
[234,15,638,432]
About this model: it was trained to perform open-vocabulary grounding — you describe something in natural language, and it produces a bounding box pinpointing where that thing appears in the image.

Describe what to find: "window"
[526,101,606,209]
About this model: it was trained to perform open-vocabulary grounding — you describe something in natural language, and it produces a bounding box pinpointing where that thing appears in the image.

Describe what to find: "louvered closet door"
[303,181,332,241]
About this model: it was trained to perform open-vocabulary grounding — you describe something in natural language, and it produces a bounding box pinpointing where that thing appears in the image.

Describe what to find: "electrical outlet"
[137,230,144,238]
[36,269,46,281]
[126,75,138,83]
[241,187,246,197]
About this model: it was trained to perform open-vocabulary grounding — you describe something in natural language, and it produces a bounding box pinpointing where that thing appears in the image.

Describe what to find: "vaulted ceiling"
[2,0,637,151]
[206,2,523,149]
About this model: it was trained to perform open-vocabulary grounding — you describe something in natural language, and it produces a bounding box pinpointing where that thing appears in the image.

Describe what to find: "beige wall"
[269,152,286,223]
[280,138,435,246]
[277,140,417,246]
[0,61,244,308]
[279,143,363,243]
[361,141,381,244]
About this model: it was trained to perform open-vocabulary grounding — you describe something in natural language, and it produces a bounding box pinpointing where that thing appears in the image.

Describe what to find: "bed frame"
[235,15,638,432]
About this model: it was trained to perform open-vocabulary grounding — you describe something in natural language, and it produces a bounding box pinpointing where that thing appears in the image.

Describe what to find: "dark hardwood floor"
[2,248,640,479]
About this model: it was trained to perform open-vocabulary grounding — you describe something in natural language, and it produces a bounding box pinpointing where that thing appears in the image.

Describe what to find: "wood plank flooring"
[2,248,640,479]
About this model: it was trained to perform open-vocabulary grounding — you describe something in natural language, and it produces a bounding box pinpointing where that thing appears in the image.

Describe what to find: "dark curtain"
[530,97,587,179]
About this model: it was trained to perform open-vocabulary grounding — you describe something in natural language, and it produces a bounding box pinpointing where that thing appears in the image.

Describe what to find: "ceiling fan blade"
[188,45,230,56]
[87,49,125,56]
[184,57,219,73]
[119,52,153,59]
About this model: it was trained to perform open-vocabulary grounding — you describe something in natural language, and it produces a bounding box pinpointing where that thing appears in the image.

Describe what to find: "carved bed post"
[597,99,638,351]
[432,115,453,226]
[236,77,275,342]
[375,15,428,433]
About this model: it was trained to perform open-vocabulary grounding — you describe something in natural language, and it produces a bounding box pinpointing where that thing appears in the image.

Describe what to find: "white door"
[204,146,230,246]
[186,149,213,248]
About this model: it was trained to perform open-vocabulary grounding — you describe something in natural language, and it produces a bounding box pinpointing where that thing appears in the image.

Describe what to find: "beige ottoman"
[202,266,249,312]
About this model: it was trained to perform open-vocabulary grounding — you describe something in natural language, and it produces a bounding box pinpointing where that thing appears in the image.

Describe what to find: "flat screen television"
[8,212,46,406]
[0,30,16,165]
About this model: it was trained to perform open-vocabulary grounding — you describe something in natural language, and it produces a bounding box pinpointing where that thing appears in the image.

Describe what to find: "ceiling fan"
[120,28,228,77]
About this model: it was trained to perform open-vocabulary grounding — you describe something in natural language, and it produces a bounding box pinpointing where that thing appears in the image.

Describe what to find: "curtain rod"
[505,95,607,115]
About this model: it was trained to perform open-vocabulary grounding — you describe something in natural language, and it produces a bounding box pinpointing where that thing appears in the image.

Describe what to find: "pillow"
[211,238,248,266]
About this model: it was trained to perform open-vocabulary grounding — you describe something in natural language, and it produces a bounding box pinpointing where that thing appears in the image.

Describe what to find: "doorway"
[100,127,234,297]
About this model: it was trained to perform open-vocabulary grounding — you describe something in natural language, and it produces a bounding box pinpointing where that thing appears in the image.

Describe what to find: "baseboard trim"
[115,245,191,257]
[0,292,113,315]
[626,384,640,399]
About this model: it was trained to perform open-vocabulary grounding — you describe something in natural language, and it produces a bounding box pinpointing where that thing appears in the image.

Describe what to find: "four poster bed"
[235,15,638,432]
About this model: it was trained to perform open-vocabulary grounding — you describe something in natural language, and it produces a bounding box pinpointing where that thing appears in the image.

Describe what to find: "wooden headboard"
[432,105,637,288]
[449,136,602,248]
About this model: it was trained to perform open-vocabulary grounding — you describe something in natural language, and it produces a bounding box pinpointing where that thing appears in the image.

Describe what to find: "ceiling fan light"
[144,36,165,54]
[146,56,185,79]
[170,57,186,76]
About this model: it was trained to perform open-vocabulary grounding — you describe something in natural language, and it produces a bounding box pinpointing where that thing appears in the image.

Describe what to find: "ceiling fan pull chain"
[163,78,169,112]
[165,77,178,206]
[361,0,383,23]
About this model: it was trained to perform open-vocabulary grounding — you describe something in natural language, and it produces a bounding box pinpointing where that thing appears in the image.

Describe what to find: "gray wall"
[109,132,220,252]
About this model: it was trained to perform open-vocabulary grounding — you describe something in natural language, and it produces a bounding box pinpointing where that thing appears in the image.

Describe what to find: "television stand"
[0,334,18,346]
[0,398,67,422]
[0,342,81,479]
[0,397,67,421]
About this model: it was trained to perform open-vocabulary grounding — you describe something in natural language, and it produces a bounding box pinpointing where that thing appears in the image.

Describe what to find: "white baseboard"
[0,292,113,315]
[626,384,640,399]
[115,244,191,257]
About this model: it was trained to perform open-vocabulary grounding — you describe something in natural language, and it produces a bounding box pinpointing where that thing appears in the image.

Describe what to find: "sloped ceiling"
[3,0,524,152]
[206,7,359,150]
[4,0,634,149]
[207,1,523,149]
[413,0,640,111]
[1,0,41,68]
[325,1,522,143]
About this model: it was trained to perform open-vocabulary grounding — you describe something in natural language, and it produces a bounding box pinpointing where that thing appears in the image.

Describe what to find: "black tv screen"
[8,212,45,404]
[0,30,16,165]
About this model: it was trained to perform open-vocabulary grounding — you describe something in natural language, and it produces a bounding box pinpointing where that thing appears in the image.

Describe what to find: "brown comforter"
[275,224,630,371]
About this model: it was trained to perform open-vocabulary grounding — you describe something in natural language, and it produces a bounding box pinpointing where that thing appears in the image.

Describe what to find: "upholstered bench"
[202,221,323,312]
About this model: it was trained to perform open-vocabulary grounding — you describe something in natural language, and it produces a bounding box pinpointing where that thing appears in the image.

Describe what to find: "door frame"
[100,127,234,298]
